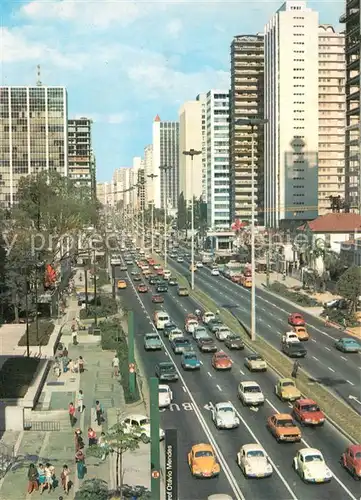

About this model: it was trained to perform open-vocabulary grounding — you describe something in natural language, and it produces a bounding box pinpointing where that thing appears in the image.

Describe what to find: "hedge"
[321,308,359,328]
[18,320,55,346]
[268,281,321,307]
[79,295,118,320]
[0,357,40,398]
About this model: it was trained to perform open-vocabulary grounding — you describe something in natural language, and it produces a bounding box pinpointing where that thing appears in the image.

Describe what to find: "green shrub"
[117,337,140,404]
[268,282,321,307]
[18,320,55,346]
[322,308,358,327]
[97,269,110,287]
[79,295,118,319]
[100,319,124,350]
[0,357,40,398]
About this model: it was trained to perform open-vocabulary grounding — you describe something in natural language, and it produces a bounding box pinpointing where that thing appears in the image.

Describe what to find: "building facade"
[68,117,94,192]
[0,86,68,205]
[340,0,360,212]
[143,144,153,207]
[96,182,112,206]
[178,100,204,201]
[205,90,231,229]
[264,1,319,228]
[229,34,264,225]
[318,25,346,215]
[197,93,207,202]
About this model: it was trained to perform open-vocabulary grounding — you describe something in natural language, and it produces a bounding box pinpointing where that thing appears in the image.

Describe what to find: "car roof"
[192,443,214,452]
[274,413,293,419]
[341,337,357,342]
[216,402,234,410]
[207,495,233,500]
[240,381,260,387]
[280,378,295,384]
[298,398,316,405]
[145,332,159,336]
[215,350,228,356]
[241,443,265,453]
[158,384,170,390]
[298,447,322,456]
[349,444,361,452]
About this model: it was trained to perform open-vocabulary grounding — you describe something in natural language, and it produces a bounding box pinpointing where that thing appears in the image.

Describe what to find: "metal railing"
[24,421,61,432]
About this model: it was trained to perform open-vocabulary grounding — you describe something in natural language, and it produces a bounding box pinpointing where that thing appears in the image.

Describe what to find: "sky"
[1,0,343,182]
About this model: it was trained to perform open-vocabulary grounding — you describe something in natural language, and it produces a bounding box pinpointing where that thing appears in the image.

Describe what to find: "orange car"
[188,443,220,478]
[212,351,232,370]
[292,398,325,426]
[267,413,301,443]
[293,325,309,340]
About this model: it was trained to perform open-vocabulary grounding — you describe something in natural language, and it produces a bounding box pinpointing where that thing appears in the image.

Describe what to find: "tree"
[336,266,361,313]
[74,478,108,500]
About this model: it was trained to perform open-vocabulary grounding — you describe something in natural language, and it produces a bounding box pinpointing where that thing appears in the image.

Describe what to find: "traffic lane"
[120,287,236,500]
[162,289,361,499]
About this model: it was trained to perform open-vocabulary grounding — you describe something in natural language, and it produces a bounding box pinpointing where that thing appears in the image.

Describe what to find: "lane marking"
[216,384,222,391]
[182,386,186,393]
[325,347,331,351]
[311,339,317,343]
[340,356,348,361]
[346,380,355,386]
[199,360,203,365]
[328,367,335,373]
[312,356,319,362]
[207,371,212,377]
[239,369,245,375]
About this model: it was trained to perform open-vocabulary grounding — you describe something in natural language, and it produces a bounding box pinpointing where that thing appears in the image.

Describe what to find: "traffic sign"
[151,470,160,479]
[129,362,136,373]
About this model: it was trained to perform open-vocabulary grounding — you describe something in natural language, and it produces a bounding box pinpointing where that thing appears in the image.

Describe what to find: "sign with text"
[165,429,178,500]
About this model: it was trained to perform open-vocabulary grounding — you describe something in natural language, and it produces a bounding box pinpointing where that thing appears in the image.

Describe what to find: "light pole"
[147,174,158,254]
[235,117,268,341]
[182,149,201,290]
[159,165,172,268]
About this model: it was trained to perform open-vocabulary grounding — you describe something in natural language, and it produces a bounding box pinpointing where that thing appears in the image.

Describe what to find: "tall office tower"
[122,167,132,208]
[143,144,153,207]
[197,93,207,201]
[178,100,204,201]
[68,117,93,191]
[264,1,319,228]
[229,35,264,225]
[205,90,231,229]
[137,167,146,211]
[152,115,179,209]
[112,167,126,207]
[0,86,68,205]
[318,25,346,215]
[340,0,360,212]
[96,182,112,206]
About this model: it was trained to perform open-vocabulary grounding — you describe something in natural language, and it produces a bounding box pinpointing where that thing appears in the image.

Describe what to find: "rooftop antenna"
[36,65,42,86]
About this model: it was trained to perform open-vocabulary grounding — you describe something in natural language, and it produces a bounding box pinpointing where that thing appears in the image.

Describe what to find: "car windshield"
[247,450,265,458]
[194,451,213,458]
[282,381,295,388]
[185,354,197,360]
[139,418,150,426]
[196,328,207,333]
[304,454,323,463]
[228,334,241,341]
[161,364,175,372]
[201,338,213,344]
[355,452,361,459]
[219,407,233,413]
[301,404,320,412]
[159,387,168,393]
[217,354,229,360]
[244,386,261,393]
[219,328,229,332]
[277,419,294,427]
[250,355,262,361]
[165,324,176,329]
[175,338,190,345]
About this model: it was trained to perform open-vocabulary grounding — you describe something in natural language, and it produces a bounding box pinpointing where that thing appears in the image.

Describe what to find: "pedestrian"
[44,463,54,493]
[37,463,46,492]
[343,317,347,330]
[27,463,39,494]
[98,432,109,461]
[325,314,330,327]
[60,464,70,495]
[75,449,86,480]
[87,427,97,446]
[53,357,61,378]
[71,318,78,345]
[291,360,300,379]
[75,429,84,452]
[112,354,119,377]
[76,390,84,413]
[95,400,104,426]
[68,402,76,427]
[78,356,84,373]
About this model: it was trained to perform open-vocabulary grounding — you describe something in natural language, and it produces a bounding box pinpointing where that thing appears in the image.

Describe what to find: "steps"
[23,409,71,431]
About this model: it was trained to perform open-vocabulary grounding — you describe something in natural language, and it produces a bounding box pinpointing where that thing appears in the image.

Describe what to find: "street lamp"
[235,117,268,341]
[147,174,158,254]
[182,149,202,290]
[159,165,172,268]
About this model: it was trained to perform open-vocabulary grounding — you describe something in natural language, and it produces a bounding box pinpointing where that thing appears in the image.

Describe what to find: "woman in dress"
[60,464,70,495]
[37,464,46,493]
[44,463,54,493]
[75,449,86,480]
[27,463,38,494]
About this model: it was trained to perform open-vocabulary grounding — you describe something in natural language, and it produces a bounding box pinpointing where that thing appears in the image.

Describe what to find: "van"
[153,310,170,330]
[163,270,171,280]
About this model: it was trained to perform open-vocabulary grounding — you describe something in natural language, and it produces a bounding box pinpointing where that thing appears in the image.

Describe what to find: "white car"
[121,414,165,443]
[237,444,273,478]
[210,402,240,429]
[169,330,183,342]
[293,448,332,483]
[196,261,203,268]
[216,327,231,341]
[158,384,173,408]
[202,311,215,325]
[211,268,220,276]
[185,319,198,334]
[238,381,265,406]
[282,331,300,344]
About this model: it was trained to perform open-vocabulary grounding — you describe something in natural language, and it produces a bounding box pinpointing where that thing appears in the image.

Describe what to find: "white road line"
[207,371,212,377]
[182,386,186,393]
[312,356,319,361]
[239,369,245,375]
[325,346,331,351]
[328,367,335,373]
[199,360,203,365]
[216,384,222,391]
[340,356,348,361]
[311,339,317,343]
[346,380,355,386]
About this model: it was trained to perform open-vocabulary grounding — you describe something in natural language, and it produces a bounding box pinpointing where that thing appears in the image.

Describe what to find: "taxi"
[267,413,301,443]
[292,398,325,426]
[274,378,301,402]
[188,444,220,478]
[211,351,232,370]
[293,325,309,341]
[117,279,127,289]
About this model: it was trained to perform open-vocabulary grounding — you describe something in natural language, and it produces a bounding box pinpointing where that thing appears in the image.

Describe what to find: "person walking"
[27,463,39,494]
[75,429,84,452]
[37,464,46,493]
[95,400,104,426]
[112,354,119,378]
[60,464,70,495]
[68,402,76,427]
[76,390,84,413]
[75,449,86,480]
[78,356,85,373]
[71,318,78,345]
[44,463,54,493]
[291,360,300,379]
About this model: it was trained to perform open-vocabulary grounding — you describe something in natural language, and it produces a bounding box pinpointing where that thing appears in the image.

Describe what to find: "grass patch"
[267,282,321,307]
[18,320,55,346]
[0,357,40,398]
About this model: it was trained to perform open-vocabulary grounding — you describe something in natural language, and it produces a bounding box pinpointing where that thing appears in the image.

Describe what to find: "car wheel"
[141,433,150,444]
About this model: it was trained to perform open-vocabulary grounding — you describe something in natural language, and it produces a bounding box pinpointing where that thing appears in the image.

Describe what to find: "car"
[158,384,173,408]
[193,326,208,340]
[168,277,178,286]
[149,276,158,285]
[237,444,273,478]
[197,337,218,352]
[334,337,361,353]
[156,268,164,276]
[288,312,305,326]
[210,402,240,429]
[202,311,216,325]
[341,444,361,479]
[185,317,199,334]
[212,351,233,370]
[293,326,309,341]
[211,268,220,276]
[131,268,139,275]
[293,448,332,483]
[168,329,183,342]
[281,342,307,358]
[292,399,325,426]
[224,333,244,350]
[181,351,201,370]
[267,413,301,442]
[282,331,300,344]
[196,261,203,268]
[177,257,184,263]
[188,444,220,478]
[238,381,264,406]
[171,337,192,354]
[177,286,189,296]
[156,283,168,293]
[137,284,148,293]
[117,279,127,289]
[121,414,165,443]
[275,378,301,402]
[144,333,162,351]
[152,294,164,303]
[120,265,128,271]
[163,322,178,337]
[244,354,267,372]
[155,362,178,381]
[215,326,231,341]
[208,319,223,333]
[133,274,142,281]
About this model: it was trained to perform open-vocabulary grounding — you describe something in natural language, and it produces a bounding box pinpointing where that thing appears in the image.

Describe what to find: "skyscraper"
[229,34,264,225]
[68,117,94,193]
[0,86,68,205]
[143,144,153,208]
[264,1,319,228]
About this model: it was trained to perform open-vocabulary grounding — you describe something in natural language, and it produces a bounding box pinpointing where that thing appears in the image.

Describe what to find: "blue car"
[334,337,361,353]
[170,337,191,354]
[181,351,201,370]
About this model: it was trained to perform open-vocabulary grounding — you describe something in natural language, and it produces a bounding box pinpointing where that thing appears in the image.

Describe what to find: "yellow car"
[244,354,267,372]
[275,378,301,402]
[117,279,127,289]
[177,286,189,297]
[188,444,220,478]
[293,326,310,341]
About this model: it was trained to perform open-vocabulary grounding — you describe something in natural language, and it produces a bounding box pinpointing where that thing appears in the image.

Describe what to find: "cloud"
[166,19,183,38]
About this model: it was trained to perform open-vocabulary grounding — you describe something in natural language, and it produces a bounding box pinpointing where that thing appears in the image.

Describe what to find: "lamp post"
[147,174,158,255]
[235,117,268,341]
[159,165,172,268]
[182,149,202,290]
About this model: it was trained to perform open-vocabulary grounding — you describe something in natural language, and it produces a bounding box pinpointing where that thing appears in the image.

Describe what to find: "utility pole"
[111,264,116,299]
[159,166,172,268]
[84,267,88,313]
[266,229,271,287]
[128,310,136,395]
[150,377,160,500]
[93,249,98,326]
[25,276,30,357]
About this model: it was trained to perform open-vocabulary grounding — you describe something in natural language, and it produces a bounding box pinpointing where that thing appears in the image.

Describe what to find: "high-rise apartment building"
[152,115,179,209]
[137,167,146,211]
[96,182,112,206]
[205,90,231,229]
[112,167,126,207]
[197,93,207,201]
[318,25,346,215]
[68,117,94,192]
[0,86,68,205]
[340,0,360,212]
[144,144,153,207]
[178,100,204,201]
[264,1,319,228]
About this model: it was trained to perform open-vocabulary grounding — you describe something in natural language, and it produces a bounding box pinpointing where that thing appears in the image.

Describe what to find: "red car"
[341,444,361,479]
[152,294,164,303]
[292,398,325,426]
[156,268,164,276]
[137,284,148,293]
[288,312,305,326]
[211,351,232,370]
